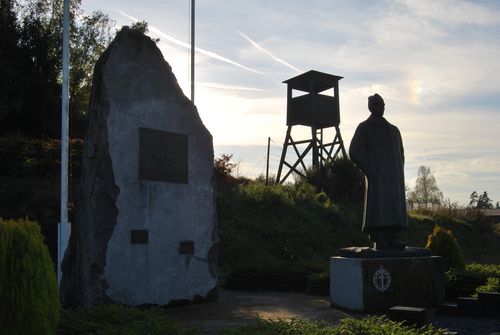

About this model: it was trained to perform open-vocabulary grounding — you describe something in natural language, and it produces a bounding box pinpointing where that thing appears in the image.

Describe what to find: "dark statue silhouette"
[349,94,408,250]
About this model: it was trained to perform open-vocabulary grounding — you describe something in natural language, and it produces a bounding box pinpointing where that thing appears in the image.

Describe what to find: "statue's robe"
[349,114,408,233]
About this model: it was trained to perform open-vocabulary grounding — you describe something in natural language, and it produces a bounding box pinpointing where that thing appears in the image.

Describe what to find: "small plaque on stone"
[139,127,188,183]
[179,240,195,255]
[131,230,149,244]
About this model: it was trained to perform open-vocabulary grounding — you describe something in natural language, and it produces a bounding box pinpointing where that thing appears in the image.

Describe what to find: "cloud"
[116,9,266,76]
[237,31,301,73]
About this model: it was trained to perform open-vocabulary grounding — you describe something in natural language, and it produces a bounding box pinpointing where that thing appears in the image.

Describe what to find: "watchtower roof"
[283,70,343,93]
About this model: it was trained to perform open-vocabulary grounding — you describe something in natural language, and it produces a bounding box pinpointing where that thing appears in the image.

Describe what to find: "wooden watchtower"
[276,70,347,184]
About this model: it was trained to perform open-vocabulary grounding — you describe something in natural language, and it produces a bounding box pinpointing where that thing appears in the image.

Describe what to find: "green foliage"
[0,136,83,178]
[445,264,500,299]
[58,304,197,335]
[426,225,465,271]
[305,272,330,295]
[1,0,112,138]
[218,180,369,292]
[475,277,500,295]
[406,208,499,261]
[466,263,500,277]
[0,218,59,335]
[470,190,494,209]
[221,316,449,335]
[305,157,364,204]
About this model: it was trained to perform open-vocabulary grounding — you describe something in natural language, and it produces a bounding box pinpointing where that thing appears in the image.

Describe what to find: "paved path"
[165,290,500,335]
[165,290,351,334]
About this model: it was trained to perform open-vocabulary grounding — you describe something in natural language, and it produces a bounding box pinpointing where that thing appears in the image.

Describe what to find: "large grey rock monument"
[330,94,444,312]
[61,27,217,306]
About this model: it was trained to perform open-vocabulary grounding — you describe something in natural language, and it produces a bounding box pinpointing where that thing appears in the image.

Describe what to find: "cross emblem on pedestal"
[373,265,391,292]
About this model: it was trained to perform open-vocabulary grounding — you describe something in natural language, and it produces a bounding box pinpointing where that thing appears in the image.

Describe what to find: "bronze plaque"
[131,230,149,244]
[139,128,188,183]
[179,240,195,255]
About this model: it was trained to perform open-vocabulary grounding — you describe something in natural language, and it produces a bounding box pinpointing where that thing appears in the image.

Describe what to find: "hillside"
[218,181,500,291]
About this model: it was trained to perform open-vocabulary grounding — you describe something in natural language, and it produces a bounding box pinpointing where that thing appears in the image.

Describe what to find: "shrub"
[466,263,500,278]
[0,218,59,335]
[221,316,449,335]
[305,272,330,296]
[58,305,197,335]
[305,157,364,204]
[0,136,83,178]
[426,225,465,271]
[475,277,500,295]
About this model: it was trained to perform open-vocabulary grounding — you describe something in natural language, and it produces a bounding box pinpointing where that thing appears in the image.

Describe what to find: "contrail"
[117,10,265,76]
[238,31,301,73]
[199,82,264,92]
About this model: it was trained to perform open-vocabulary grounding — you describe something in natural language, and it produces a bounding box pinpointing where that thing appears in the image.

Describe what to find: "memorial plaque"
[139,127,188,183]
[131,230,149,244]
[179,240,195,255]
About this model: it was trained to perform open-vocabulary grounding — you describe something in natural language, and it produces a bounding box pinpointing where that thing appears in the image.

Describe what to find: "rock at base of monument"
[339,246,431,258]
[330,255,445,313]
[388,306,428,327]
[478,292,500,319]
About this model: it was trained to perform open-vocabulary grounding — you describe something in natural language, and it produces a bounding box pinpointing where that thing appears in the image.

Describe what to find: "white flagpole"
[190,0,195,103]
[59,0,70,286]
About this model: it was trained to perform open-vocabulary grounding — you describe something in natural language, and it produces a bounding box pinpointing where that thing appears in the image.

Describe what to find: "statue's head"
[368,93,385,117]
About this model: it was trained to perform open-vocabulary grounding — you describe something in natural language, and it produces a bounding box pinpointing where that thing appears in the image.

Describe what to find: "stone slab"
[478,292,500,319]
[330,256,445,313]
[340,246,431,258]
[458,297,479,317]
[388,306,428,327]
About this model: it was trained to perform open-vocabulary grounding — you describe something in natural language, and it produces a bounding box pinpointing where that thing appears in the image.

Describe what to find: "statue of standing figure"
[349,93,408,250]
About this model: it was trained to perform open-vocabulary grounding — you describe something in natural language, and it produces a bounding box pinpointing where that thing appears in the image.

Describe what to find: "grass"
[217,181,370,291]
[218,180,500,292]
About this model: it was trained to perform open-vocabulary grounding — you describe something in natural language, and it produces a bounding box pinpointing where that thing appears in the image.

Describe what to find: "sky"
[81,0,500,206]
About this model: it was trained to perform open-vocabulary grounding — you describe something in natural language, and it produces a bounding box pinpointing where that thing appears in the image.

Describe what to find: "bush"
[58,305,197,335]
[466,263,500,278]
[305,272,330,296]
[426,225,465,271]
[0,136,83,178]
[0,218,59,335]
[475,277,500,295]
[221,316,449,335]
[305,157,364,204]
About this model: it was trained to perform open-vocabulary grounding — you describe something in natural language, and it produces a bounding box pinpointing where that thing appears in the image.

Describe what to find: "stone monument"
[61,27,217,306]
[330,94,444,312]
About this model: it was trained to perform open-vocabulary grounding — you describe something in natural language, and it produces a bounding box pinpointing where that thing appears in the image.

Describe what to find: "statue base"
[330,252,445,312]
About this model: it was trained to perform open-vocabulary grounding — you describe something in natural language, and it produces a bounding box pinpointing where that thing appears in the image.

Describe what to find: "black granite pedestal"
[330,247,445,313]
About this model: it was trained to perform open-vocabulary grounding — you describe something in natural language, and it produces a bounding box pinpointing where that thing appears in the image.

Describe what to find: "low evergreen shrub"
[466,263,500,278]
[426,225,465,271]
[0,218,59,335]
[58,305,197,335]
[221,316,449,335]
[305,272,330,296]
[475,277,500,295]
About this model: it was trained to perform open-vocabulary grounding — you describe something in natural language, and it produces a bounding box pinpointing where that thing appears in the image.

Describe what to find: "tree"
[408,166,443,209]
[496,201,500,209]
[470,190,494,209]
[305,158,364,203]
[469,191,479,207]
[0,0,112,138]
[477,191,493,209]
